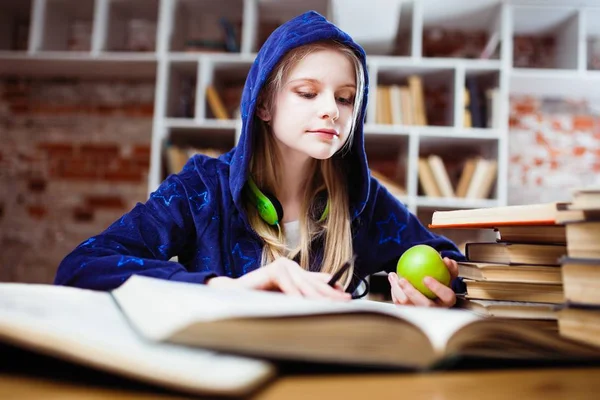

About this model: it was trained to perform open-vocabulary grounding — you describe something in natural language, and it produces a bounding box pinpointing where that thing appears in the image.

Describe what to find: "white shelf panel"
[364,124,501,139]
[165,118,239,130]
[416,196,500,210]
[371,55,501,70]
[510,68,600,100]
[0,53,157,78]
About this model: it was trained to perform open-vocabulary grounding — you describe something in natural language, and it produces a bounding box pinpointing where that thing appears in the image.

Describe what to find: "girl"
[55,10,464,308]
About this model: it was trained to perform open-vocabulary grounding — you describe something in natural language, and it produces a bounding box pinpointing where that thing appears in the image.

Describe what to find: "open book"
[0,282,274,397]
[113,276,600,369]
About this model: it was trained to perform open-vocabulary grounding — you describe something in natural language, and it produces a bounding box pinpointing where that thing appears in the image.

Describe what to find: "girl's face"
[262,49,357,162]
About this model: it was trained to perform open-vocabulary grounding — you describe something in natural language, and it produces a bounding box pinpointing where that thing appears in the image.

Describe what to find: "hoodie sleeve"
[54,157,216,290]
[357,177,466,285]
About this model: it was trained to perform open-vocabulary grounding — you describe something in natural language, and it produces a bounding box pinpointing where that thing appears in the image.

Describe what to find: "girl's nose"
[319,94,339,121]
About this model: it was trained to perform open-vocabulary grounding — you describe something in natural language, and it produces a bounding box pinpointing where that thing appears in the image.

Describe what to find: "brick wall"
[509,96,600,205]
[0,78,154,283]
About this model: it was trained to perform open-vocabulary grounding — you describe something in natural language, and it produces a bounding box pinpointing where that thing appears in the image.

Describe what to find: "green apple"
[396,244,451,299]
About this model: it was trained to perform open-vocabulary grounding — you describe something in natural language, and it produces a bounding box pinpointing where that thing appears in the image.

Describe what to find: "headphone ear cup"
[245,177,284,226]
[265,194,284,225]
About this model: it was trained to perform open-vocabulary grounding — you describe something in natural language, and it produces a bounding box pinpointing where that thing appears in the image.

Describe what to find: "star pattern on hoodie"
[151,182,183,206]
[232,243,256,274]
[117,256,144,268]
[189,190,209,212]
[376,213,406,245]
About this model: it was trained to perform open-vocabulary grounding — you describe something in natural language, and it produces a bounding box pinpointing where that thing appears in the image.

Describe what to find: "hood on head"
[229,10,371,222]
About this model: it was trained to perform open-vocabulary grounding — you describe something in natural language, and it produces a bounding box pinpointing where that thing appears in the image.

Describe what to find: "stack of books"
[557,188,600,347]
[430,202,569,332]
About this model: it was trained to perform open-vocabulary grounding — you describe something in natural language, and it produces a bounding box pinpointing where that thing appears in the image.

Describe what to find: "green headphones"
[245,176,329,226]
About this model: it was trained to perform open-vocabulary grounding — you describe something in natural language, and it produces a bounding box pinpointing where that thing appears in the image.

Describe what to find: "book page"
[114,275,480,355]
[0,283,274,396]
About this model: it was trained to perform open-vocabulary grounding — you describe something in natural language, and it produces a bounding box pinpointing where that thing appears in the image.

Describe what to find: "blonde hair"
[246,40,365,288]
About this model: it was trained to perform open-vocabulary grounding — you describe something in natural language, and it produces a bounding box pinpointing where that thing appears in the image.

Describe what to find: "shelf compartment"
[512,6,579,70]
[41,0,95,52]
[421,0,502,60]
[162,125,235,179]
[169,0,243,54]
[418,136,499,201]
[331,0,407,56]
[0,0,32,51]
[463,69,501,129]
[166,60,198,119]
[365,133,408,198]
[206,60,251,121]
[104,0,158,52]
[254,0,330,53]
[376,66,455,127]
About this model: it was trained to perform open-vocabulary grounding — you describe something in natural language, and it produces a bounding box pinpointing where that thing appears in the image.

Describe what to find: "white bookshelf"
[2,0,600,218]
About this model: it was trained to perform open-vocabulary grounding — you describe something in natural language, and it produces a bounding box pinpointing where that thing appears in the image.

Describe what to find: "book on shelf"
[464,158,497,200]
[466,76,484,128]
[0,282,274,397]
[399,86,414,125]
[427,155,454,198]
[463,280,564,304]
[463,88,472,128]
[456,298,558,321]
[457,262,562,285]
[111,275,600,369]
[486,88,501,129]
[417,157,442,197]
[388,84,403,125]
[455,157,478,198]
[429,202,565,229]
[206,85,229,120]
[479,31,500,60]
[408,75,427,126]
[465,242,566,266]
[164,144,224,175]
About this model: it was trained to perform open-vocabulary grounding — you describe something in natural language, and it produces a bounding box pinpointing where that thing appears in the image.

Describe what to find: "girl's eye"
[298,92,316,99]
[337,96,354,105]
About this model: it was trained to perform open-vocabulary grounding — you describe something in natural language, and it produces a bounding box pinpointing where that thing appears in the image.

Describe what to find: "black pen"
[327,255,357,287]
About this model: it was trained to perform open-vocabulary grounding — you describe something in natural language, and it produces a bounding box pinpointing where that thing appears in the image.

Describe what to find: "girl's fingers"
[398,278,434,307]
[424,276,456,307]
[388,273,410,305]
[272,267,303,297]
[443,257,459,280]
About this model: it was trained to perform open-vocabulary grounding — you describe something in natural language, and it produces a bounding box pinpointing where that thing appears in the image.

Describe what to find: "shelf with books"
[168,0,243,54]
[365,133,408,199]
[161,125,235,179]
[421,0,502,60]
[0,1,31,51]
[165,60,198,119]
[102,0,158,53]
[417,137,498,202]
[36,0,95,52]
[205,60,250,121]
[463,69,501,130]
[511,6,580,70]
[374,66,455,127]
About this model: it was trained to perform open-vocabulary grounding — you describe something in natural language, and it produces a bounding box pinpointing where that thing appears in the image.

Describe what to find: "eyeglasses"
[327,255,370,300]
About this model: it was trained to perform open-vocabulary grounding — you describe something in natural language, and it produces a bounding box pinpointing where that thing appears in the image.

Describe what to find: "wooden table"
[1,367,600,399]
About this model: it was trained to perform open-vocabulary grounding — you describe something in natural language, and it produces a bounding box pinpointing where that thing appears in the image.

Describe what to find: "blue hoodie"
[55,11,465,292]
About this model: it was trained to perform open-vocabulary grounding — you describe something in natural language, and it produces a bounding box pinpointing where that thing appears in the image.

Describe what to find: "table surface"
[2,367,600,400]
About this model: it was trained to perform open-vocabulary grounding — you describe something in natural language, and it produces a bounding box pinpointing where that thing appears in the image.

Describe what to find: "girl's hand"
[388,257,458,308]
[206,257,351,301]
